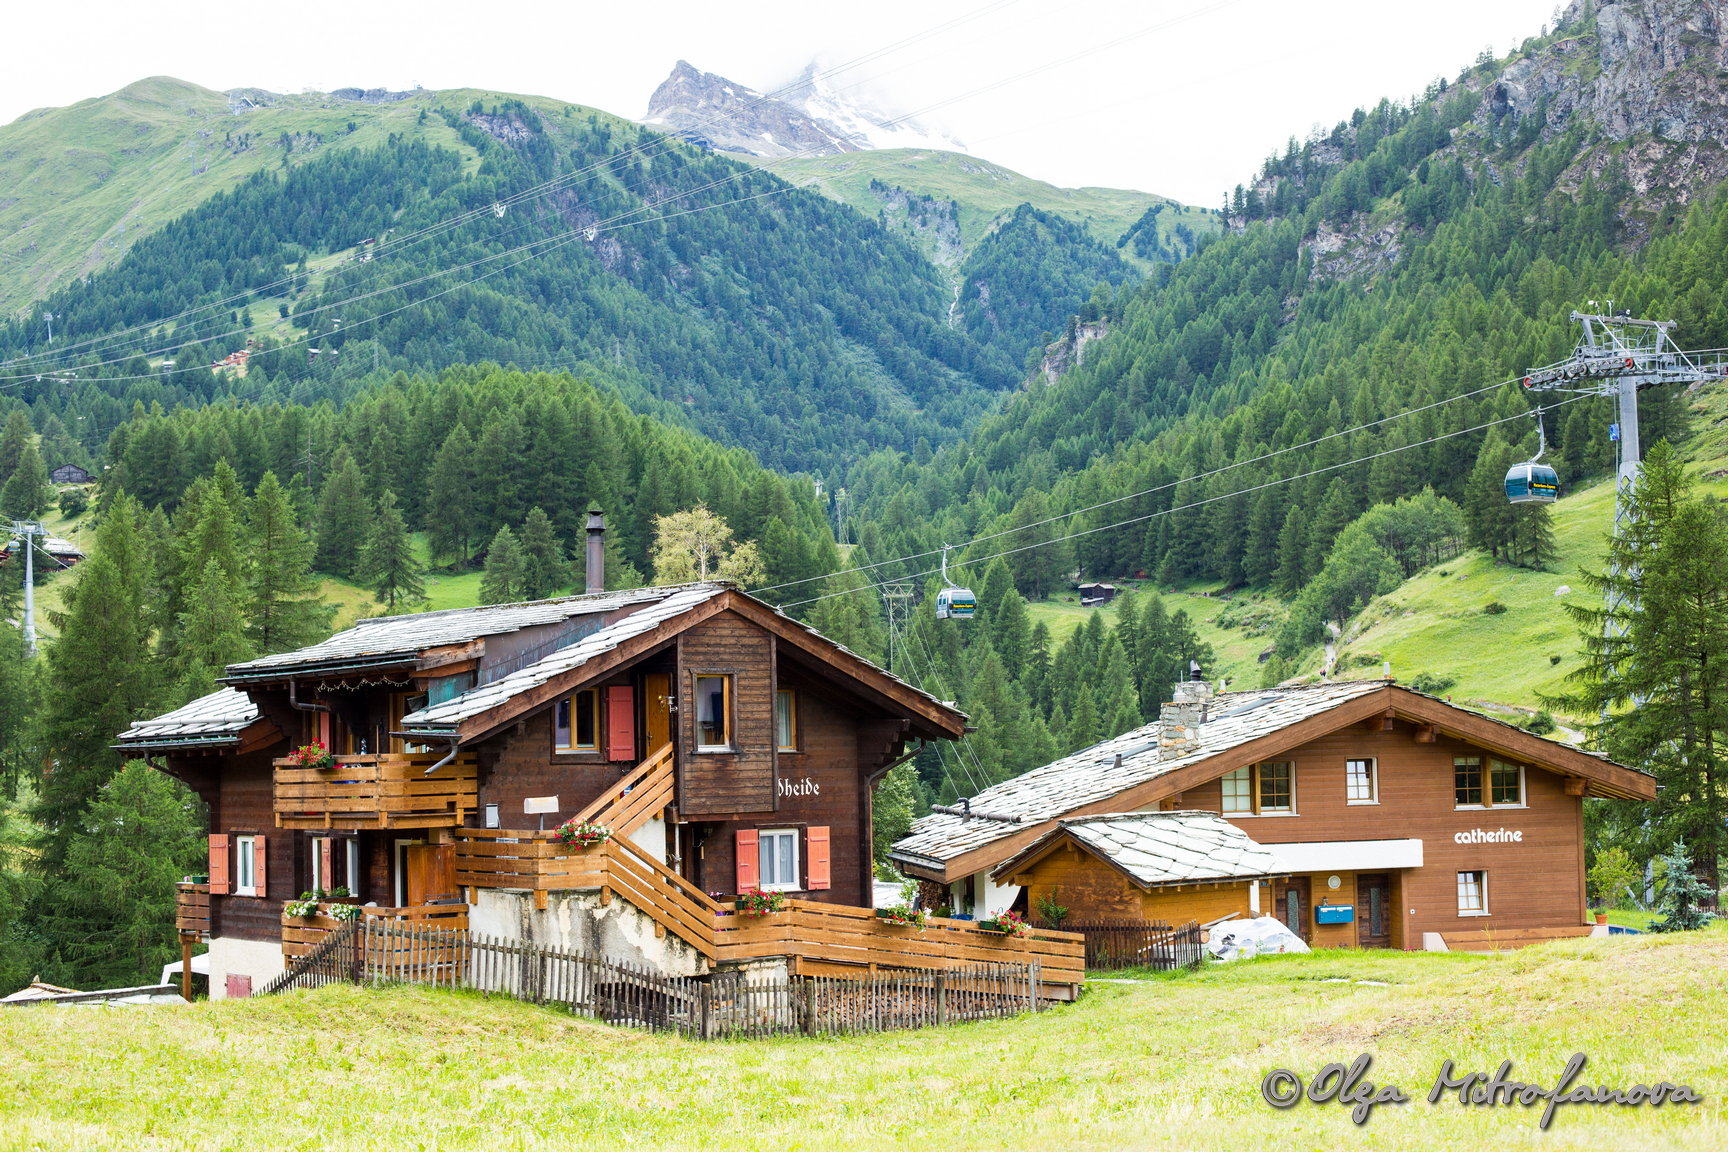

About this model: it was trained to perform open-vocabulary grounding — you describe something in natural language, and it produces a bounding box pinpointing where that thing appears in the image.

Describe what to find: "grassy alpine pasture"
[1,931,1723,1150]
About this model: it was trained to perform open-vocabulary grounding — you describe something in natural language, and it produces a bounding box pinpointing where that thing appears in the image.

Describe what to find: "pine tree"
[518,507,564,601]
[993,588,1032,676]
[1096,635,1141,738]
[424,424,478,564]
[360,490,424,611]
[245,471,330,654]
[0,441,50,519]
[1274,503,1310,597]
[1244,487,1286,585]
[315,450,372,578]
[479,525,525,605]
[808,565,885,665]
[1068,683,1101,753]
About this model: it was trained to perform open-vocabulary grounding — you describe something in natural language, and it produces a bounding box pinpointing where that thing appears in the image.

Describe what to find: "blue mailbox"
[1315,904,1355,925]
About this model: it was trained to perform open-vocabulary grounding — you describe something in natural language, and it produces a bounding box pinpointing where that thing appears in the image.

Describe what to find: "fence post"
[935,970,947,1026]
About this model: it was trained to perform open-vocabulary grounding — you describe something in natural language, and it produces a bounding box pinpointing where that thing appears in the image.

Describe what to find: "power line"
[779,392,1594,611]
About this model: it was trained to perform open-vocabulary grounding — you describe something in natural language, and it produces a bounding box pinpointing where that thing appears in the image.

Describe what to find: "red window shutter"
[318,711,332,750]
[735,829,759,893]
[209,834,230,895]
[806,826,831,890]
[253,836,267,898]
[607,686,635,761]
[226,974,252,999]
[319,839,334,892]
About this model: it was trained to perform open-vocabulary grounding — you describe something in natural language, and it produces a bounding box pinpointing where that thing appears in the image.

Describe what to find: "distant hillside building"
[49,464,91,485]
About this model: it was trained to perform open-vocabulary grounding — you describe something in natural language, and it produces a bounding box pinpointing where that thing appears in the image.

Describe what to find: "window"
[775,690,797,751]
[1457,870,1488,916]
[1490,759,1523,806]
[1454,757,1483,806]
[310,837,327,892]
[1222,767,1253,813]
[236,836,257,896]
[1346,758,1377,804]
[345,839,360,897]
[555,689,597,752]
[1456,756,1524,808]
[759,829,800,891]
[1221,762,1295,815]
[696,675,731,750]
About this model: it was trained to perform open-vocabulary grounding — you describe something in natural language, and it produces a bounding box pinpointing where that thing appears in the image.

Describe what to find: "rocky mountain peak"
[642,60,861,158]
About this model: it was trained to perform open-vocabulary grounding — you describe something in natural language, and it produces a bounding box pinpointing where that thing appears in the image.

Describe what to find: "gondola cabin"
[936,587,976,620]
[1504,461,1559,504]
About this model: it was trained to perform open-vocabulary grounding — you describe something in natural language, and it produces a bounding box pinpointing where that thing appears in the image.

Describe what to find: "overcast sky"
[4,0,1562,204]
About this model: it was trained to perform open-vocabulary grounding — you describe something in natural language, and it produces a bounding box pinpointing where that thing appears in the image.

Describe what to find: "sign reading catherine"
[1455,827,1523,844]
[1261,1053,1701,1128]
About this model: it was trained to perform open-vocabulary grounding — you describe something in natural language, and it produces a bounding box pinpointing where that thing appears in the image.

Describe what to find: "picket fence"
[260,919,1045,1038]
[1031,918,1204,971]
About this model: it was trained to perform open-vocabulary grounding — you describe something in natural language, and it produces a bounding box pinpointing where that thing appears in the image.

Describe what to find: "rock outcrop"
[642,61,860,158]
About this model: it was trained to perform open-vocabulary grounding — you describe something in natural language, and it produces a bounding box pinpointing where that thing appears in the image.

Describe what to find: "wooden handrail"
[564,743,674,836]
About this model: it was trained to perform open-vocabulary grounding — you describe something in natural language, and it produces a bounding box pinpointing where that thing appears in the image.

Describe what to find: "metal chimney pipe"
[585,509,606,594]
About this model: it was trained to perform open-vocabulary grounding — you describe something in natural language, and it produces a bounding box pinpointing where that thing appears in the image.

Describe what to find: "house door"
[1274,877,1310,943]
[1357,873,1391,948]
[404,844,456,906]
[644,673,671,752]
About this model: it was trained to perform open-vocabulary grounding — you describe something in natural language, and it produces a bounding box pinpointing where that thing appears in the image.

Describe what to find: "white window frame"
[235,836,257,896]
[1346,758,1378,805]
[758,828,800,892]
[1457,869,1489,917]
[310,836,327,893]
[345,839,361,897]
[695,674,733,752]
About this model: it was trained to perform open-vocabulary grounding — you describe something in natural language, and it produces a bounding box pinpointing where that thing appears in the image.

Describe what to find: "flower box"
[875,907,927,930]
[977,911,1030,938]
[284,741,335,770]
[553,819,611,850]
[734,889,788,918]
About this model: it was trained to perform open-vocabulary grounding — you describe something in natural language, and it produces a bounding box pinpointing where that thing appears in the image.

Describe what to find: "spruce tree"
[246,471,330,654]
[518,507,564,600]
[1274,504,1310,597]
[0,410,30,486]
[179,556,254,673]
[993,587,1032,676]
[315,450,372,578]
[1068,682,1101,753]
[360,490,425,612]
[1096,635,1142,738]
[479,525,524,605]
[808,565,885,665]
[0,441,50,519]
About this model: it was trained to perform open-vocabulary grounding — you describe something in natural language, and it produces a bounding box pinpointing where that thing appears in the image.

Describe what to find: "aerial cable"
[777,391,1597,610]
[755,373,1537,595]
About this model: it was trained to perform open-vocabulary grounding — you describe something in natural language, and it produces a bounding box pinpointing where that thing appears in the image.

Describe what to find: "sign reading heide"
[1455,827,1523,844]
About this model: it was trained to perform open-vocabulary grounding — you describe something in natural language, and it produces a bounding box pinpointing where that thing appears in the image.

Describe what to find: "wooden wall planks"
[679,612,775,816]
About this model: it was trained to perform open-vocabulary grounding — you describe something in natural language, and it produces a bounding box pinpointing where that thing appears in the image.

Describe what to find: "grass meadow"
[2,929,1724,1150]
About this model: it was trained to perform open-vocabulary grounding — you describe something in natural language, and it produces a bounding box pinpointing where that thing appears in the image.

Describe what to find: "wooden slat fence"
[174,883,210,937]
[1032,919,1204,971]
[263,920,1045,1038]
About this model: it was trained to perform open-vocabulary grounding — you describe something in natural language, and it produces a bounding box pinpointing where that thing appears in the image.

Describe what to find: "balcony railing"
[281,901,470,959]
[449,831,1087,990]
[175,882,210,939]
[273,752,478,831]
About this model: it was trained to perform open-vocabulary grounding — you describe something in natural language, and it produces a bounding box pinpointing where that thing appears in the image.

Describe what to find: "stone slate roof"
[892,680,1390,870]
[221,586,680,679]
[997,811,1284,887]
[400,584,727,732]
[113,687,260,749]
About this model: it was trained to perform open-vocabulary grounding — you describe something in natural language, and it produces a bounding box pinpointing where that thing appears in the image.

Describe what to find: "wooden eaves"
[904,683,1654,884]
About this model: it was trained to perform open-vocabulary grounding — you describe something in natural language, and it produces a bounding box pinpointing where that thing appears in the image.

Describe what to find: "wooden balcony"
[273,752,478,831]
[175,882,210,939]
[282,901,470,959]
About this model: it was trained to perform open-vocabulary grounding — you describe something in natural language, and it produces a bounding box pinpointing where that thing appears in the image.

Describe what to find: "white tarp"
[1207,915,1312,961]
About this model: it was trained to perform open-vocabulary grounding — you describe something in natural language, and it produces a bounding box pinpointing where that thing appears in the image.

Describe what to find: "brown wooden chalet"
[893,674,1655,953]
[121,543,1085,998]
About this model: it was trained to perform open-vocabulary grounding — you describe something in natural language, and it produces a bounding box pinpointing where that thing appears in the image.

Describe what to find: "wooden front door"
[1274,877,1310,942]
[644,673,671,752]
[404,844,456,906]
[1357,873,1391,948]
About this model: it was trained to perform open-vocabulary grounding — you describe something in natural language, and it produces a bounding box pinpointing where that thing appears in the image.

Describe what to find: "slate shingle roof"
[221,586,680,679]
[892,680,1390,869]
[999,811,1284,887]
[113,687,260,749]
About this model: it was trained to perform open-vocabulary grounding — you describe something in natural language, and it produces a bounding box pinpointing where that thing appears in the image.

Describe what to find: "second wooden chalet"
[892,672,1655,952]
[121,535,1086,998]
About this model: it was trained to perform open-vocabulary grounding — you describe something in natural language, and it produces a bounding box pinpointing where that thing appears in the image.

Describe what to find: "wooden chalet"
[892,674,1656,952]
[120,530,1083,998]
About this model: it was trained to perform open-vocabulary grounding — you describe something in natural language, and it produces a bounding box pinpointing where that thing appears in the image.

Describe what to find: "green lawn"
[2,931,1723,1149]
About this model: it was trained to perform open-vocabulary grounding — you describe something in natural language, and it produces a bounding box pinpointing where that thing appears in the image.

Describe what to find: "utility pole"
[881,582,913,675]
[10,521,45,656]
[1521,309,1728,718]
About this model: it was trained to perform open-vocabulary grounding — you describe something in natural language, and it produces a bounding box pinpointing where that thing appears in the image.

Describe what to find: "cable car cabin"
[936,587,977,620]
[1505,462,1559,504]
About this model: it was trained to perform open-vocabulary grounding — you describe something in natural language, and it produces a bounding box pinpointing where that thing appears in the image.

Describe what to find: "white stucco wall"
[207,936,284,999]
[974,870,1022,919]
[468,887,706,977]
[628,816,668,865]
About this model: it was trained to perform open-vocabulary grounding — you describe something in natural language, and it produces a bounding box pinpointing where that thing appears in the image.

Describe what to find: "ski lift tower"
[8,520,47,656]
[1520,309,1728,714]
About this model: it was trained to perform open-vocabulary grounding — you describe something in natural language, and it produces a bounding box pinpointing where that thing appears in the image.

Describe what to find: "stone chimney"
[585,509,606,594]
[1159,662,1214,760]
